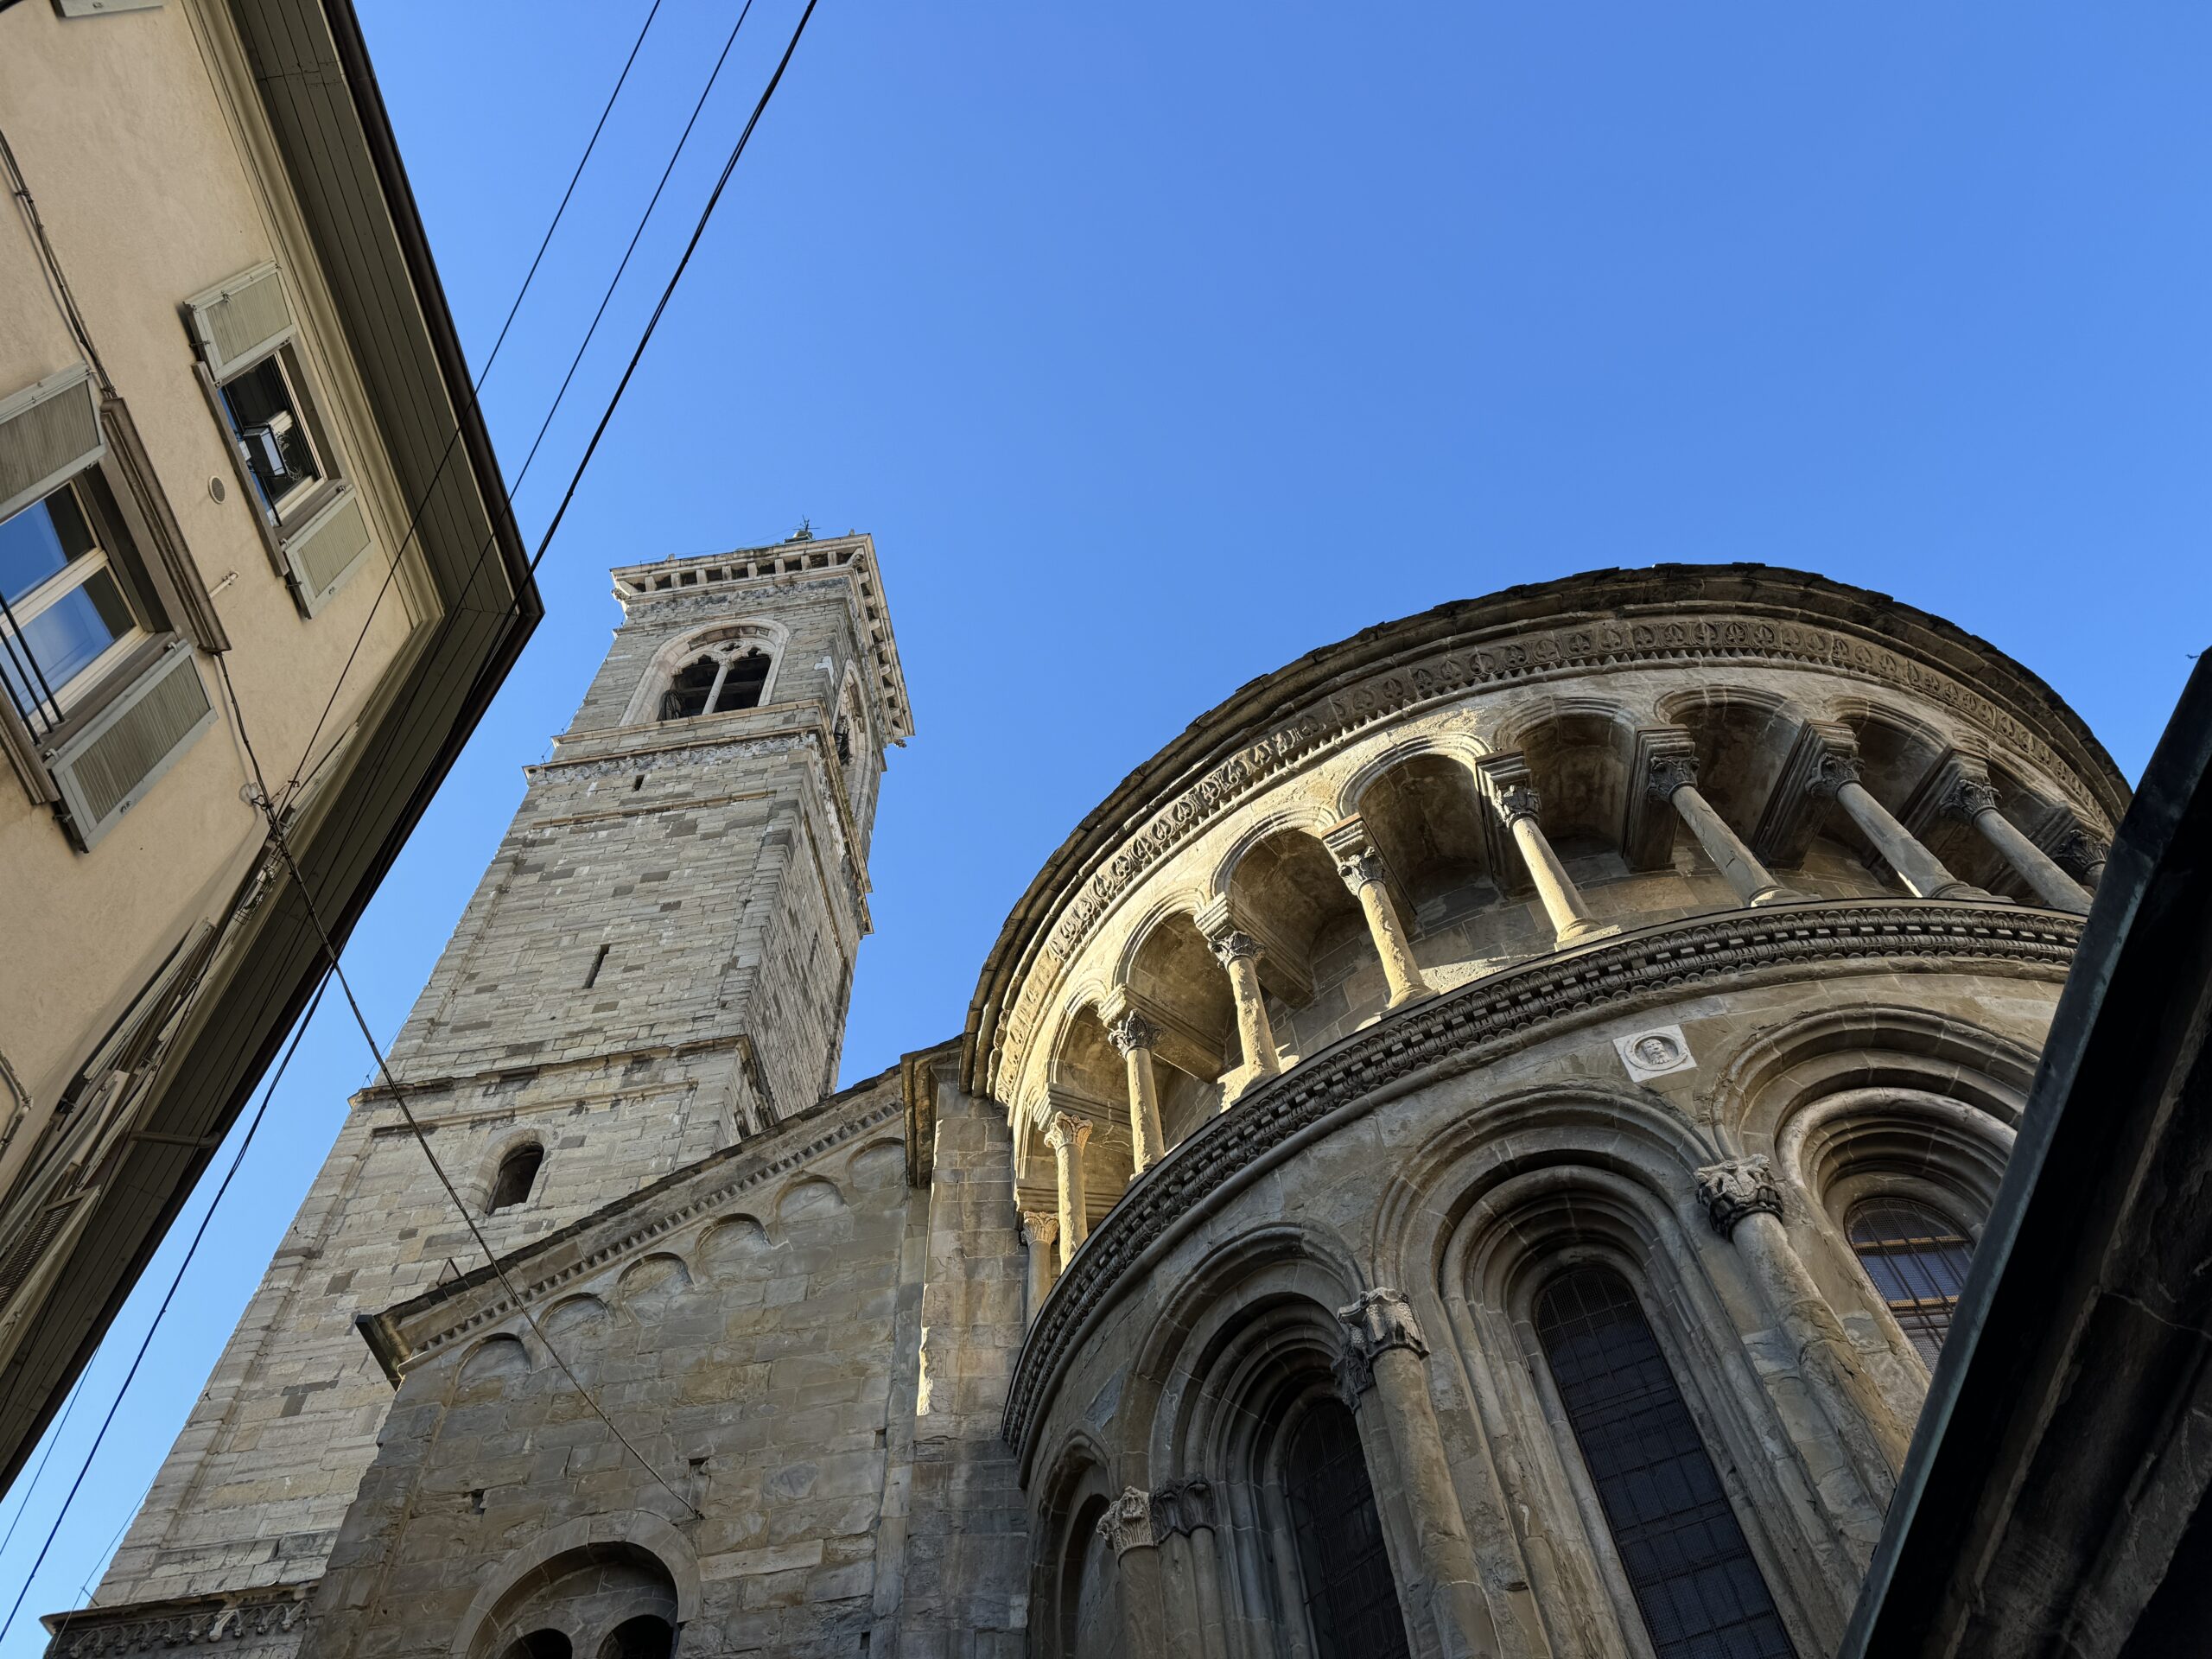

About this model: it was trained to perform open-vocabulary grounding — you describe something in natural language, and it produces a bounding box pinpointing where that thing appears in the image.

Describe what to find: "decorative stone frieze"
[1001,899,2082,1453]
[1694,1155,1786,1238]
[1096,1486,1159,1555]
[45,1588,308,1659]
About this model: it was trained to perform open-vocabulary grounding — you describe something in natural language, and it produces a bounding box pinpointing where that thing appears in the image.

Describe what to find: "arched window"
[1535,1267,1795,1659]
[1280,1397,1409,1659]
[488,1145,543,1214]
[658,647,770,721]
[595,1617,674,1659]
[499,1635,569,1659]
[1847,1197,1973,1366]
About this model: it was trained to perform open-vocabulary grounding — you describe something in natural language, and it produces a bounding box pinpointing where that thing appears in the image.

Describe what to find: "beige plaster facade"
[52,562,2123,1659]
[0,0,535,1481]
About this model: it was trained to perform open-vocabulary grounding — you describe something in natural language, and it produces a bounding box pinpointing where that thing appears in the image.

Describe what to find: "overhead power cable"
[284,0,669,803]
[0,971,332,1643]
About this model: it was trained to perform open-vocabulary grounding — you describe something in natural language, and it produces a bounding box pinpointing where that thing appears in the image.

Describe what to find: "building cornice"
[41,1583,309,1657]
[1000,897,2083,1466]
[963,567,2128,1101]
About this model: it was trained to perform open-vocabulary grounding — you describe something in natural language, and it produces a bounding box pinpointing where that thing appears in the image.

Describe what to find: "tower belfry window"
[487,1145,543,1214]
[658,646,771,721]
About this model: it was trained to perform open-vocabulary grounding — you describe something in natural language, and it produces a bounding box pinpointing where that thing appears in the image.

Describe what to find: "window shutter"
[0,365,103,524]
[46,640,215,848]
[181,263,295,382]
[283,485,373,613]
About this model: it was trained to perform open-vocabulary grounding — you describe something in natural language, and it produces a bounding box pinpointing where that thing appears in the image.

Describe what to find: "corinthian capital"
[1208,930,1262,969]
[1808,753,1862,800]
[1096,1486,1158,1555]
[1942,776,2001,822]
[1694,1155,1784,1238]
[1646,753,1700,802]
[1019,1210,1058,1250]
[1104,1010,1160,1057]
[1043,1112,1091,1157]
[1337,1287,1430,1365]
[1495,784,1542,825]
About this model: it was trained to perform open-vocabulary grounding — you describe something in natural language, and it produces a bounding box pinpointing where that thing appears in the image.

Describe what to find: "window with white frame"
[0,475,157,723]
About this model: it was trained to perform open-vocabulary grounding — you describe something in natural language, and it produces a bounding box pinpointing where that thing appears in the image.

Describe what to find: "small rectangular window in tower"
[583,944,611,989]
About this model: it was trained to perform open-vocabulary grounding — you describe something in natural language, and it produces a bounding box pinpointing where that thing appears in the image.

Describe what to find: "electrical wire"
[0,972,331,1643]
[283,0,668,804]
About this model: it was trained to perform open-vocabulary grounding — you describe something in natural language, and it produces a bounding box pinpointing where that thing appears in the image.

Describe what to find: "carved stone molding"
[1104,1012,1160,1058]
[1097,1485,1159,1555]
[1695,1155,1785,1238]
[1154,1476,1217,1537]
[1001,899,2082,1455]
[46,1588,309,1659]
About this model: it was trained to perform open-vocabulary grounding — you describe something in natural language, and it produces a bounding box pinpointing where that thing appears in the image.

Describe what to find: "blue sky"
[4,1,2209,1642]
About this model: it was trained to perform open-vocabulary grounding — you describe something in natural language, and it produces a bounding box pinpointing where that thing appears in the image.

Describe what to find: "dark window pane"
[1281,1397,1411,1659]
[714,648,770,713]
[658,656,720,721]
[489,1146,543,1213]
[1848,1198,1972,1368]
[1535,1268,1796,1659]
[220,357,320,518]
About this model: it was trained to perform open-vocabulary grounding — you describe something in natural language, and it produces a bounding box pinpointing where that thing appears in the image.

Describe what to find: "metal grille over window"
[1847,1198,1973,1367]
[1281,1397,1412,1659]
[1535,1267,1796,1659]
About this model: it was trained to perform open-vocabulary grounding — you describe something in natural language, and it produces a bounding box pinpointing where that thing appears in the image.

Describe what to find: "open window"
[185,264,375,615]
[488,1144,544,1214]
[658,645,770,721]
[0,365,219,848]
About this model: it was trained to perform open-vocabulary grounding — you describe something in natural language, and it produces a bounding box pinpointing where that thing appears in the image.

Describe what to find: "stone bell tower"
[86,536,911,1638]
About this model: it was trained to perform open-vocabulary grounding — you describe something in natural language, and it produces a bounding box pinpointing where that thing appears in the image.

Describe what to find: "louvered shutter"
[182,263,295,383]
[282,484,372,613]
[0,365,103,525]
[46,640,216,848]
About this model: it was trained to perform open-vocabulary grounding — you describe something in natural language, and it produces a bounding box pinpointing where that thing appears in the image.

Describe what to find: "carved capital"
[1096,1485,1158,1555]
[1208,930,1262,969]
[1942,777,2000,822]
[2061,827,2111,875]
[1808,753,1862,800]
[1495,784,1542,825]
[1019,1210,1058,1250]
[1337,1287,1430,1366]
[1043,1112,1092,1158]
[1646,753,1700,802]
[1104,1010,1160,1058]
[1694,1155,1784,1238]
[1154,1476,1217,1537]
[1323,817,1389,894]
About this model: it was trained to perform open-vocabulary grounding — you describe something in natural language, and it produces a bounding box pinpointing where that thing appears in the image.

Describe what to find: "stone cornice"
[359,1084,905,1379]
[963,568,2127,1102]
[42,1584,309,1657]
[1000,898,2082,1463]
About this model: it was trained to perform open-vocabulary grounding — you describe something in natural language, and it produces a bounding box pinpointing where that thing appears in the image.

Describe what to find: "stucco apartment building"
[0,0,536,1483]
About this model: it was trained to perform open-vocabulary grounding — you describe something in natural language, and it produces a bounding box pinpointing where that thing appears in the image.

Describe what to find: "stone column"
[1942,779,2093,914]
[1336,1288,1504,1659]
[1019,1209,1058,1319]
[1044,1112,1091,1271]
[1491,784,1616,947]
[1648,753,1799,906]
[1100,1486,1166,1659]
[1325,819,1431,1007]
[1207,929,1282,1090]
[1811,754,1986,899]
[1106,1011,1168,1173]
[1695,1158,1909,1505]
